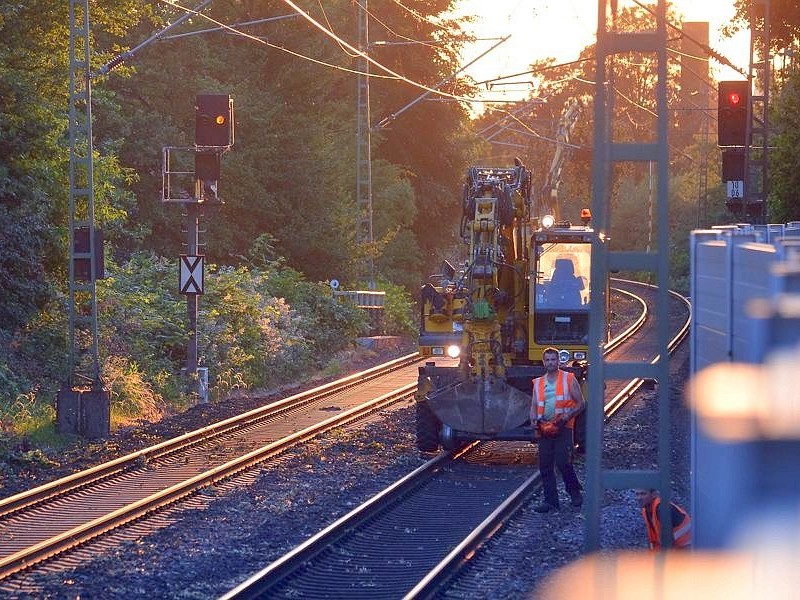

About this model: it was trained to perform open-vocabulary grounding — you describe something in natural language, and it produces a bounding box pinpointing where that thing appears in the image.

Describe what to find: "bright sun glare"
[453,0,751,106]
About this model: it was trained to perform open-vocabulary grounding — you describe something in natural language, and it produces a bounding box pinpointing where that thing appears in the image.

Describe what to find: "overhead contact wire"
[160,0,399,79]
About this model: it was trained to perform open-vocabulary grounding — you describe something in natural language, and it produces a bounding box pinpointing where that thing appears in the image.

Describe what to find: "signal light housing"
[721,149,745,182]
[717,81,749,147]
[73,227,105,281]
[196,94,234,147]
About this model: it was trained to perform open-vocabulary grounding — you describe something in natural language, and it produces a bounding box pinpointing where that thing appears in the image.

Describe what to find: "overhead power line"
[274,0,493,104]
[159,13,300,40]
[162,0,510,106]
[476,58,594,87]
[159,0,561,119]
[159,0,399,79]
[389,0,443,28]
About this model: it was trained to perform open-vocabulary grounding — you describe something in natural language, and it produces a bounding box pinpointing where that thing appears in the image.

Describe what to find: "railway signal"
[722,149,745,201]
[73,226,105,282]
[195,94,234,147]
[194,94,232,204]
[195,152,221,204]
[717,80,749,147]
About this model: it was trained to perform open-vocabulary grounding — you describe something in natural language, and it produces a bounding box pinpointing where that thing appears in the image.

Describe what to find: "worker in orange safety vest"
[635,488,692,550]
[531,347,585,513]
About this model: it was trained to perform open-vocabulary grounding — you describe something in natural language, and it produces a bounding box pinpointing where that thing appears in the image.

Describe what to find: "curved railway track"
[222,280,691,599]
[0,280,687,594]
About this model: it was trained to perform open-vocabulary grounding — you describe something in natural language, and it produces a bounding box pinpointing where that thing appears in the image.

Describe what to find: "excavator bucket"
[426,377,531,434]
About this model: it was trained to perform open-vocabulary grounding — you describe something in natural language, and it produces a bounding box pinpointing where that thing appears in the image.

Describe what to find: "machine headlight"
[541,214,555,229]
[573,351,587,360]
[446,345,461,358]
[558,349,571,364]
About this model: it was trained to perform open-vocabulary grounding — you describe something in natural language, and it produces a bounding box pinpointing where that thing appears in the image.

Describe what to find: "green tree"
[0,2,152,333]
[1,0,485,432]
[94,0,478,290]
[472,4,689,230]
[728,1,800,51]
[768,69,800,222]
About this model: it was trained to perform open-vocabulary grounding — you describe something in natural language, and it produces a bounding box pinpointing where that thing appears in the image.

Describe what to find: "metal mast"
[67,0,101,387]
[356,0,375,289]
[58,0,110,438]
[585,0,672,550]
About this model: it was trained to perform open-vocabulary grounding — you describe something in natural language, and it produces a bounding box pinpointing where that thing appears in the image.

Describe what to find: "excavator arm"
[540,98,582,221]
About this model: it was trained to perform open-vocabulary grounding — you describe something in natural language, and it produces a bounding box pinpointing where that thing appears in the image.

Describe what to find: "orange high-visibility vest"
[643,497,692,550]
[532,370,578,429]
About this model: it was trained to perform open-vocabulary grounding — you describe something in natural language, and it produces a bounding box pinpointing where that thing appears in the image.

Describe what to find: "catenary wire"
[159,0,400,79]
[162,0,515,108]
[317,0,360,58]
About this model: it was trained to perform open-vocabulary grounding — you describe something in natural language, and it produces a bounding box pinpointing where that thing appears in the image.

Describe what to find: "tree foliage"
[0,0,481,430]
[472,5,684,227]
[729,0,800,51]
[768,69,800,222]
[94,0,476,286]
[0,1,147,332]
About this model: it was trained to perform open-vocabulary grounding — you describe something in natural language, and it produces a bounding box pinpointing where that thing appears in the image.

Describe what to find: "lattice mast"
[67,0,101,387]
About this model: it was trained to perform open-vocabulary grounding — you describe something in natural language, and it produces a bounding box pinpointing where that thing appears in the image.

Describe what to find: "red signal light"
[214,115,226,126]
[718,81,749,146]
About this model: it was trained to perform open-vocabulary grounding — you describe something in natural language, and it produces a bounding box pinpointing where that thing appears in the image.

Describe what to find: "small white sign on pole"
[727,180,745,199]
[179,255,204,294]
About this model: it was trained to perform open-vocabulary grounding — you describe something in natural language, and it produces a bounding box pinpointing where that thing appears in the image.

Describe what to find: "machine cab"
[530,221,594,360]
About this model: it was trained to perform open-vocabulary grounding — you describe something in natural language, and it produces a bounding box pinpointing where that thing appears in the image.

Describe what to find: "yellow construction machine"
[417,100,606,451]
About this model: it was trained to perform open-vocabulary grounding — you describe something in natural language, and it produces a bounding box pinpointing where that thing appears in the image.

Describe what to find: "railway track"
[0,281,684,595]
[221,280,691,598]
[0,354,432,581]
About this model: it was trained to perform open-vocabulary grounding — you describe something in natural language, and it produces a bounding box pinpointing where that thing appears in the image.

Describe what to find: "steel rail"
[403,469,541,599]
[603,281,691,418]
[0,353,421,519]
[220,446,476,600]
[0,383,416,580]
[606,282,649,353]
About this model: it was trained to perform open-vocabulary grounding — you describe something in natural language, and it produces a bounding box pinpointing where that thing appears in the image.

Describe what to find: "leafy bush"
[98,252,187,374]
[262,264,368,356]
[0,250,381,435]
[375,279,416,336]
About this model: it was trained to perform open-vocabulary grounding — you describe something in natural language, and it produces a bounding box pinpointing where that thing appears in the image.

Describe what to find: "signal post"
[163,94,233,401]
[717,80,760,219]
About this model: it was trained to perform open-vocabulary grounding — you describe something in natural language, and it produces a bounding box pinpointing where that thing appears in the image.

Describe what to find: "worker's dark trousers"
[538,427,582,507]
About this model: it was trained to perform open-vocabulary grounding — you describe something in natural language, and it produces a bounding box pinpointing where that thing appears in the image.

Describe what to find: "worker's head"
[542,347,559,372]
[634,489,658,508]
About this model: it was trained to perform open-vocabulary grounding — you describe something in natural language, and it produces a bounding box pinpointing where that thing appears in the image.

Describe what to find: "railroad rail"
[221,281,690,598]
[0,354,427,580]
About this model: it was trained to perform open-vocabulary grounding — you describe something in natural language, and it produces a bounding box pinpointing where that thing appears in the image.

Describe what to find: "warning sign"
[179,255,204,295]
